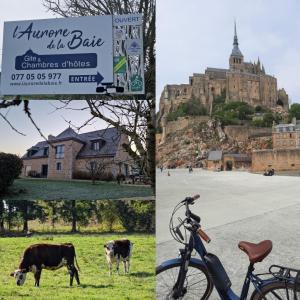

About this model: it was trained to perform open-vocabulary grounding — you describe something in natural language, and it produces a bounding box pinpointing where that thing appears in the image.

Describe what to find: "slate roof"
[207,150,223,161]
[77,127,121,158]
[22,141,49,159]
[274,124,300,132]
[22,127,122,160]
[206,68,228,73]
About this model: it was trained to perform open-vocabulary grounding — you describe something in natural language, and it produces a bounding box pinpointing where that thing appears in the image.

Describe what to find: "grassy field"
[0,234,155,299]
[4,179,153,201]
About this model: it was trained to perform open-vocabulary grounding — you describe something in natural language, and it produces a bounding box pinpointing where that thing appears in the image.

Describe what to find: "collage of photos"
[1,0,300,299]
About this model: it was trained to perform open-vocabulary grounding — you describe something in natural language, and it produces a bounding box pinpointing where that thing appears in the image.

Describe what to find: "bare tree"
[43,0,155,95]
[86,159,111,184]
[59,98,155,187]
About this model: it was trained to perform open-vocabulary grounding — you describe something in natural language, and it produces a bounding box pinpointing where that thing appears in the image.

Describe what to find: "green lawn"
[4,179,153,201]
[0,234,155,299]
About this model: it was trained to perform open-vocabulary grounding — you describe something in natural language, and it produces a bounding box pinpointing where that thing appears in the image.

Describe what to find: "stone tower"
[229,21,244,71]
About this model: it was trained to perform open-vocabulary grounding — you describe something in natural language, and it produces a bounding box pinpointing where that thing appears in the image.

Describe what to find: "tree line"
[0,199,155,234]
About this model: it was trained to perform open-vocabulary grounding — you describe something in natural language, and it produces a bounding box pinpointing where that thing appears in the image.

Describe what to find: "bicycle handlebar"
[197,228,211,243]
[181,194,200,204]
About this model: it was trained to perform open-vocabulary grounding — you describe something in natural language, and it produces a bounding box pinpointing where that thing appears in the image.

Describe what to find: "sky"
[0,100,108,155]
[0,0,57,70]
[156,0,300,107]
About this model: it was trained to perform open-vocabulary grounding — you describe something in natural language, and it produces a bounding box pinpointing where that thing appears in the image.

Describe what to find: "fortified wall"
[252,149,300,172]
[224,126,272,142]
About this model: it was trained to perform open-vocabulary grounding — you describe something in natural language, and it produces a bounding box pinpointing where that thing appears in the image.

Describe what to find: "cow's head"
[104,241,115,258]
[10,269,27,286]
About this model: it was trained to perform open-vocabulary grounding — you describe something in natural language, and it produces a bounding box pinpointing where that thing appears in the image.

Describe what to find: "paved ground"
[156,169,300,298]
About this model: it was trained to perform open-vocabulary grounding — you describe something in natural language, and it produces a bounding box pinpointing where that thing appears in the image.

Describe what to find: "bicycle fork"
[171,248,192,299]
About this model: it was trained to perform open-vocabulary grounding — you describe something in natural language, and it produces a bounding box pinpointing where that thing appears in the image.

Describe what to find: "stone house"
[223,153,252,171]
[252,122,300,172]
[207,150,223,170]
[22,127,133,180]
[207,150,251,171]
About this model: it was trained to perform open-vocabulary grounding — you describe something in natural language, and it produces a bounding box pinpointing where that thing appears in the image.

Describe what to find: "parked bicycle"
[156,195,300,299]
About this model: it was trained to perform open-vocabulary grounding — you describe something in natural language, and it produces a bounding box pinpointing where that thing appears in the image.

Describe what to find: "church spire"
[233,20,238,46]
[230,20,243,58]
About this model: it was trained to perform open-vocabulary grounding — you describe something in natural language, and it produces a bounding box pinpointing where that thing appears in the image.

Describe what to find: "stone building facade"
[158,22,289,130]
[252,122,300,172]
[22,127,133,180]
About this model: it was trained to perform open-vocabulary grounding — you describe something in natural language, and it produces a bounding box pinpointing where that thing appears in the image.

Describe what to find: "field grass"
[4,178,153,201]
[0,234,155,299]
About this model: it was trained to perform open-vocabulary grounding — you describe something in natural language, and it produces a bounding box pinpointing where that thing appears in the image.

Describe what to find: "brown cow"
[10,243,80,287]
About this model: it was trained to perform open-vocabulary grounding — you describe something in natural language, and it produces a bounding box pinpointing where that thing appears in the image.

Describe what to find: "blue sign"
[15,49,97,70]
[69,72,104,85]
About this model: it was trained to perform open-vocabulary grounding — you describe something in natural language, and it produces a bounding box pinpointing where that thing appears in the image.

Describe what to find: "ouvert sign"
[1,14,144,95]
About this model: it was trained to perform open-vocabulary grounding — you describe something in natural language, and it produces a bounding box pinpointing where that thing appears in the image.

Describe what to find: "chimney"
[48,134,55,140]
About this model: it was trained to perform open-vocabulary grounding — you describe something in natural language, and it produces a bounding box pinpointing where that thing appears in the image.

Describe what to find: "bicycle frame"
[168,231,279,300]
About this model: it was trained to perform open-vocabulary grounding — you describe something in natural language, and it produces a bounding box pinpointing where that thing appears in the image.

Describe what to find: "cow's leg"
[123,260,127,274]
[67,265,74,286]
[68,264,80,286]
[34,269,42,287]
[108,261,112,276]
[73,266,80,286]
[127,259,131,274]
[116,257,120,275]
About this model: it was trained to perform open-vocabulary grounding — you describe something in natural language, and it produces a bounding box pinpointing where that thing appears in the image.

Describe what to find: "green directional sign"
[130,74,143,92]
[113,56,126,73]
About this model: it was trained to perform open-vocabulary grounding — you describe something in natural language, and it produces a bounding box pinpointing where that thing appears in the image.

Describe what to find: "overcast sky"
[157,0,300,107]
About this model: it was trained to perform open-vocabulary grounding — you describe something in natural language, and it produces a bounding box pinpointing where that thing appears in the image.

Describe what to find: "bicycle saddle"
[238,240,272,264]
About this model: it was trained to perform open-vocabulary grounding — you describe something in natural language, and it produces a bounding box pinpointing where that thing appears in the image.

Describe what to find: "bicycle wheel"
[251,281,300,300]
[156,261,213,299]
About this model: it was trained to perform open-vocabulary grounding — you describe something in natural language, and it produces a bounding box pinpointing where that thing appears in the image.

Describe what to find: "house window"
[91,140,105,151]
[55,145,64,159]
[43,147,49,156]
[92,142,100,151]
[56,162,62,171]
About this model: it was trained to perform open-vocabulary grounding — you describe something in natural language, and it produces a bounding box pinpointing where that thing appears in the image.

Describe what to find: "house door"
[41,165,48,177]
[226,161,233,171]
[124,164,129,176]
[25,165,31,176]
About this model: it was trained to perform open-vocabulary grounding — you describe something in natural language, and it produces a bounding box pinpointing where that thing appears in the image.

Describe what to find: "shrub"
[290,103,300,120]
[116,200,155,233]
[0,153,23,193]
[167,99,208,121]
[72,170,114,181]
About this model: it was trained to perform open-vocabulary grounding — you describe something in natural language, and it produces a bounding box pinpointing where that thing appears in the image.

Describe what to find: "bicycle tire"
[156,261,213,299]
[251,281,300,300]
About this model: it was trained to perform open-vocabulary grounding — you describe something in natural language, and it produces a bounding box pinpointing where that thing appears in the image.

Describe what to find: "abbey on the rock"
[159,22,289,118]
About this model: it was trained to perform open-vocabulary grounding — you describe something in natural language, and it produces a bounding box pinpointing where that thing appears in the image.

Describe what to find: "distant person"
[167,171,170,176]
[188,166,193,173]
[160,166,163,172]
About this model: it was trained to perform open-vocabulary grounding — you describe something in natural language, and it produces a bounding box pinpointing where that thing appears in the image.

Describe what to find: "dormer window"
[91,139,105,151]
[27,149,38,157]
[43,147,49,156]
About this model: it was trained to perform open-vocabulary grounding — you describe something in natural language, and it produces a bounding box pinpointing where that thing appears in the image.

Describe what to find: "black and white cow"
[104,239,133,275]
[10,243,80,287]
